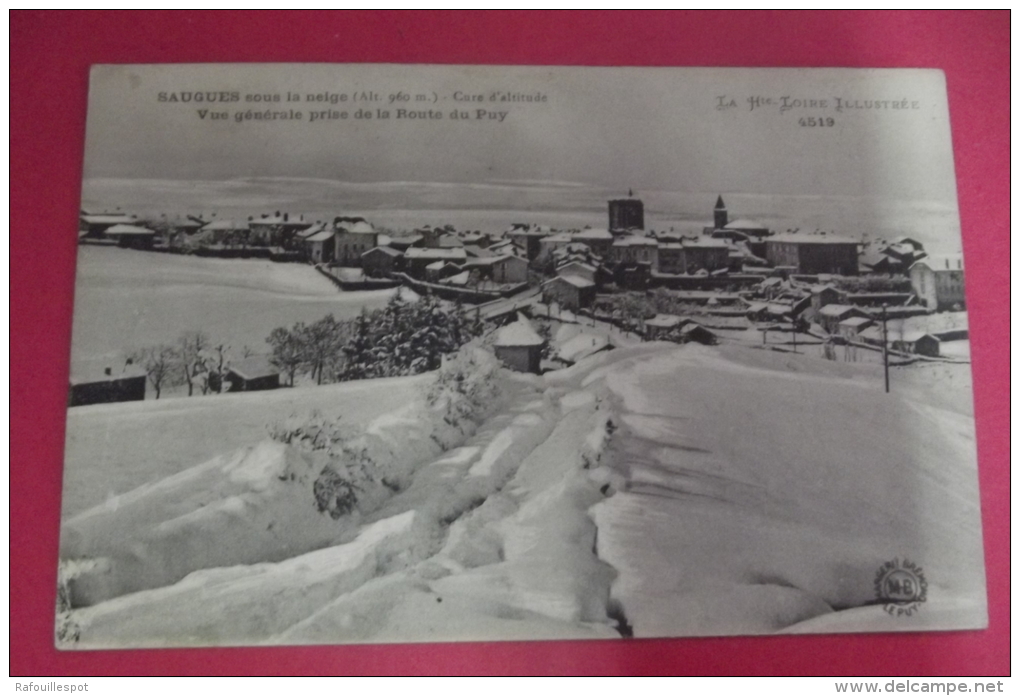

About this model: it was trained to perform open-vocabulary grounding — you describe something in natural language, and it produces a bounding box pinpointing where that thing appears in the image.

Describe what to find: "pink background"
[10,11,1009,676]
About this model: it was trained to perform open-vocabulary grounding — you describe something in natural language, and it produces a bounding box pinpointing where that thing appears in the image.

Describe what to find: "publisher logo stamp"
[875,558,927,616]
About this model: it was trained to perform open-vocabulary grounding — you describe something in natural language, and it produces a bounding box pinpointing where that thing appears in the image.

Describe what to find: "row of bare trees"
[131,331,251,399]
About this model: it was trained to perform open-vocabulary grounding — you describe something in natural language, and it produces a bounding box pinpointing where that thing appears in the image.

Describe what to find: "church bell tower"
[714,195,728,229]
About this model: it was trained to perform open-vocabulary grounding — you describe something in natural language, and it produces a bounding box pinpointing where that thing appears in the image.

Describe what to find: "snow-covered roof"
[201,219,246,231]
[69,358,146,385]
[682,238,729,249]
[336,220,375,234]
[613,236,658,247]
[724,218,769,230]
[549,274,595,289]
[575,228,612,240]
[362,245,402,257]
[767,234,859,245]
[494,317,545,347]
[443,271,471,286]
[645,314,684,328]
[296,223,328,238]
[839,317,873,328]
[104,224,155,236]
[228,356,278,380]
[437,234,464,248]
[898,331,939,343]
[541,233,575,243]
[304,230,333,243]
[463,244,494,258]
[557,261,596,273]
[405,247,467,261]
[818,304,866,317]
[388,234,423,247]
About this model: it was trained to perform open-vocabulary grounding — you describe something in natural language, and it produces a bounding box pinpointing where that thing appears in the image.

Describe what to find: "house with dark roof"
[300,223,335,263]
[68,360,147,407]
[817,304,871,334]
[403,247,468,278]
[225,356,280,392]
[493,315,546,374]
[541,274,596,311]
[248,212,310,247]
[361,245,402,277]
[837,316,874,339]
[103,224,157,249]
[79,213,138,239]
[643,314,686,341]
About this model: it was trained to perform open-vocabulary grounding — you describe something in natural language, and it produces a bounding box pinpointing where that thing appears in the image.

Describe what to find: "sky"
[83,64,960,202]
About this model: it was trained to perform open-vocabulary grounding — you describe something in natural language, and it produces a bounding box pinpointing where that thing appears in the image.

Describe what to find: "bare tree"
[133,344,181,399]
[178,331,210,397]
[267,326,304,387]
[207,343,231,394]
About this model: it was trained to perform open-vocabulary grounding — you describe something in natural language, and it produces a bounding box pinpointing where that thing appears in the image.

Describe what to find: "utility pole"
[881,303,890,393]
[792,320,798,354]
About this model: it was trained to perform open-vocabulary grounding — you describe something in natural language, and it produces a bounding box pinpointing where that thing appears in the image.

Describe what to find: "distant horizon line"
[81,176,957,205]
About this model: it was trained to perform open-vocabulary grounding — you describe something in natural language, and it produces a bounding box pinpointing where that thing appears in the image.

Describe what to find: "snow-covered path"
[60,341,984,647]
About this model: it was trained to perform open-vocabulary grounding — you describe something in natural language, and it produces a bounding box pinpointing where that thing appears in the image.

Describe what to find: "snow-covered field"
[60,374,430,519]
[58,340,985,647]
[69,246,400,370]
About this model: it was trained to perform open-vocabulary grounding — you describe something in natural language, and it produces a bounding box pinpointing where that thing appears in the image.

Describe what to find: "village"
[72,192,968,406]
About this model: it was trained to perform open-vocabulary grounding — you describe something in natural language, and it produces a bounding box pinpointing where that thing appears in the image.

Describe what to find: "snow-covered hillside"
[58,341,985,647]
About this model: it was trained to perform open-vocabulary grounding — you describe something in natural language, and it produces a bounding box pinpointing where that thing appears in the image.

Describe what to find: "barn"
[69,361,146,407]
[541,275,596,311]
[493,316,546,374]
[225,356,281,392]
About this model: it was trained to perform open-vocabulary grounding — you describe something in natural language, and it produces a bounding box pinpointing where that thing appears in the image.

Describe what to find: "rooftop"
[229,356,279,381]
[768,234,859,245]
[549,274,595,289]
[494,316,545,347]
[575,228,613,240]
[363,245,402,257]
[405,247,467,261]
[304,230,333,243]
[645,314,684,328]
[724,218,769,230]
[104,224,155,236]
[818,304,867,317]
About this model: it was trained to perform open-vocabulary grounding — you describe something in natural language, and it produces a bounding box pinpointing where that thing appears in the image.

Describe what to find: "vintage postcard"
[57,64,985,648]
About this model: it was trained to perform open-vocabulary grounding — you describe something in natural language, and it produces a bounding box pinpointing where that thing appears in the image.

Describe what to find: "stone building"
[910,254,965,310]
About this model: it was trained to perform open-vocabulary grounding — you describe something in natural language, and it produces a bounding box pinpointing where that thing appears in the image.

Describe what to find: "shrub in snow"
[268,410,370,519]
[425,345,502,438]
[313,467,361,520]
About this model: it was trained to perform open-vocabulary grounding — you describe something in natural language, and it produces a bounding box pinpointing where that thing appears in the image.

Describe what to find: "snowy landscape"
[58,244,983,647]
[58,65,986,649]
